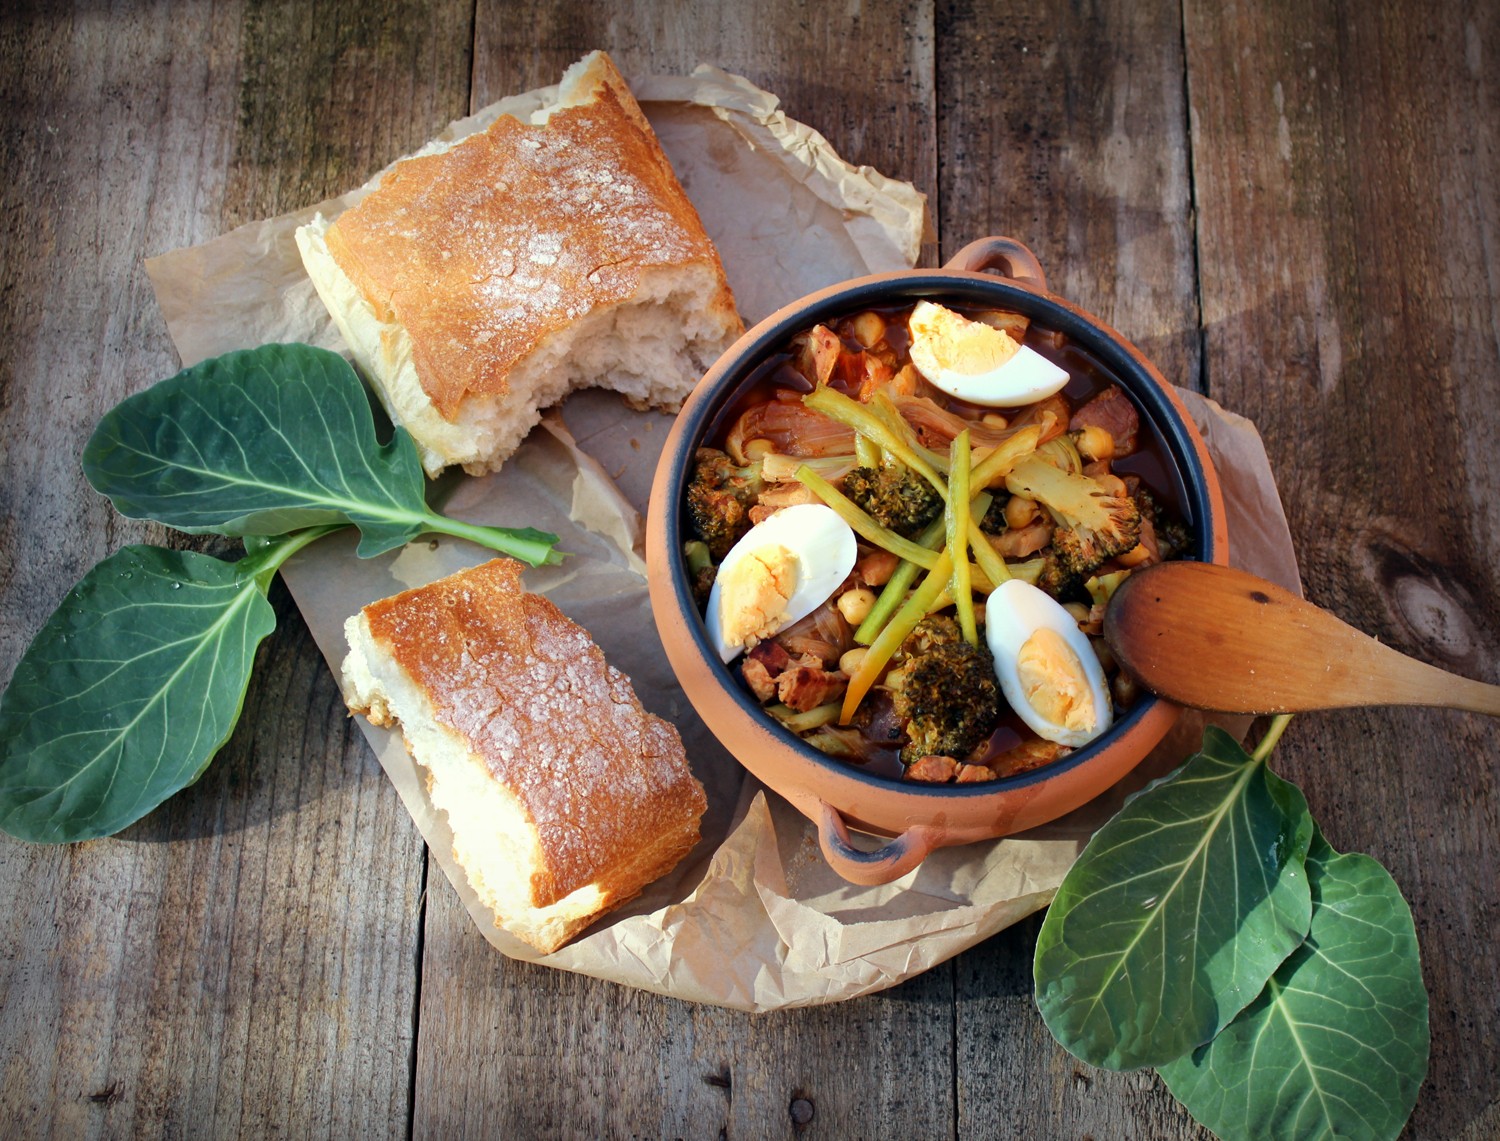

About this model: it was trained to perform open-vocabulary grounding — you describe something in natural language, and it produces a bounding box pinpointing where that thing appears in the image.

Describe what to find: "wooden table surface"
[3,2,1497,1137]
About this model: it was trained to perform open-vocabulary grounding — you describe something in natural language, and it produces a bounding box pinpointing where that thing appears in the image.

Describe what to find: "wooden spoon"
[1103,561,1500,716]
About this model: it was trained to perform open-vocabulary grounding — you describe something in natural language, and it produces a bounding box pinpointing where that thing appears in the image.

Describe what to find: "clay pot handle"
[816,801,938,886]
[944,236,1049,291]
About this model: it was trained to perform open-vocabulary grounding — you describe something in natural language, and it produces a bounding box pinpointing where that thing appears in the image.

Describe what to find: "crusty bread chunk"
[298,50,742,476]
[341,558,706,954]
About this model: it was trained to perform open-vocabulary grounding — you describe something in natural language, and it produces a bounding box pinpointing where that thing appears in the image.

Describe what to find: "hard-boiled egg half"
[908,300,1070,408]
[985,579,1112,747]
[705,503,857,663]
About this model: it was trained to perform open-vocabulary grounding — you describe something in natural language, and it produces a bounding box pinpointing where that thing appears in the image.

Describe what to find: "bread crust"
[343,558,705,952]
[322,51,739,423]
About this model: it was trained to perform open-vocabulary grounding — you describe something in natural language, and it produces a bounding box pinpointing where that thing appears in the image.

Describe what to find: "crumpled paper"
[144,65,1300,1012]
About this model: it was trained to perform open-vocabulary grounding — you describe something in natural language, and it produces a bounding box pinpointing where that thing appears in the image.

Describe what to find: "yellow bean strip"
[794,464,941,570]
[852,516,948,644]
[767,701,843,734]
[969,423,1042,490]
[947,431,978,646]
[867,390,952,478]
[967,516,1010,586]
[803,386,948,495]
[840,549,955,723]
[854,432,883,469]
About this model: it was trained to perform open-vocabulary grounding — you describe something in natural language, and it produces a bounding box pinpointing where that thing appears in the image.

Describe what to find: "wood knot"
[1373,540,1495,676]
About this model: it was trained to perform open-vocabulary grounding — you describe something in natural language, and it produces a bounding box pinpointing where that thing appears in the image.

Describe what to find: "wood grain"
[0,2,463,1136]
[468,0,940,263]
[936,0,1202,390]
[403,4,952,1136]
[1185,1,1500,1136]
[0,0,1495,1136]
[414,886,955,1138]
[937,3,1211,1137]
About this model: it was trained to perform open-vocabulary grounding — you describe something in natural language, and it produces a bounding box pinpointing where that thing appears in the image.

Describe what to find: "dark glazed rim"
[659,270,1220,801]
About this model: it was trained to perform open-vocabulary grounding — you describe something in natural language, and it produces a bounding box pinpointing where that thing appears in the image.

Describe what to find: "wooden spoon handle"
[1104,562,1500,716]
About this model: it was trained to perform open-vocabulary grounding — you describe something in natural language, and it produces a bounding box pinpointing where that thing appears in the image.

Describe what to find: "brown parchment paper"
[144,66,1300,1012]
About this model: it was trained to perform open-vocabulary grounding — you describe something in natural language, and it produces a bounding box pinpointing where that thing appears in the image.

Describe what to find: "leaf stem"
[236,525,345,588]
[1250,713,1295,763]
[416,513,564,567]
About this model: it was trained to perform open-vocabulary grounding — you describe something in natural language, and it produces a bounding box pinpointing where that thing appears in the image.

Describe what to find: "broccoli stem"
[684,539,714,575]
[793,465,942,570]
[947,431,979,646]
[841,548,957,724]
[760,452,856,483]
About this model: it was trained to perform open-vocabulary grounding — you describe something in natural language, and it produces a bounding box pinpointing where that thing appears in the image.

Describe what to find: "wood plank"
[956,918,1209,1138]
[408,3,952,1137]
[1185,0,1500,1135]
[935,2,1211,1136]
[936,0,1202,390]
[0,2,468,1134]
[415,887,955,1138]
[466,0,940,264]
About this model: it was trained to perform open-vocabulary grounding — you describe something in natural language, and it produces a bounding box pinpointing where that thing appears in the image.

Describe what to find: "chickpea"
[857,549,900,587]
[838,646,869,675]
[837,587,878,626]
[1116,541,1153,568]
[1004,494,1039,530]
[850,310,887,348]
[981,412,1009,430]
[1112,671,1140,708]
[742,437,776,461]
[1077,424,1116,462]
[974,310,1029,337]
[1095,473,1129,498]
[1091,638,1117,673]
[1063,602,1091,626]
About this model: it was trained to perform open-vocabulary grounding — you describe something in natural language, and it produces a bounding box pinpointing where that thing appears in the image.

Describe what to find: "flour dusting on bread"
[297,51,742,476]
[341,558,706,953]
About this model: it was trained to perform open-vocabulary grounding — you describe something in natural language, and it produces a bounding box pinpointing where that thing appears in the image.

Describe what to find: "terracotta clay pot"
[647,237,1229,886]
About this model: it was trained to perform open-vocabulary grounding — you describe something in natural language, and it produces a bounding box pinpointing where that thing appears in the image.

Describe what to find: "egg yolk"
[1016,628,1098,733]
[910,301,1021,377]
[718,544,798,651]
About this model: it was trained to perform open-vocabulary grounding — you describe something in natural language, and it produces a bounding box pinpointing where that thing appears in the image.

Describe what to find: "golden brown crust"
[358,558,705,911]
[324,52,736,421]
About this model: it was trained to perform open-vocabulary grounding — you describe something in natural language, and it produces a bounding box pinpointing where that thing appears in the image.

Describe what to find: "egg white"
[985,579,1112,747]
[909,300,1070,408]
[705,503,857,663]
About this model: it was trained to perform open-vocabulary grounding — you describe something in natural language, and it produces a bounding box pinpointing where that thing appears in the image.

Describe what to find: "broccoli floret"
[683,539,717,609]
[842,464,943,537]
[1036,554,1084,603]
[1005,454,1141,580]
[686,447,764,560]
[1156,516,1193,561]
[978,493,1011,535]
[1133,487,1193,561]
[886,617,1001,765]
